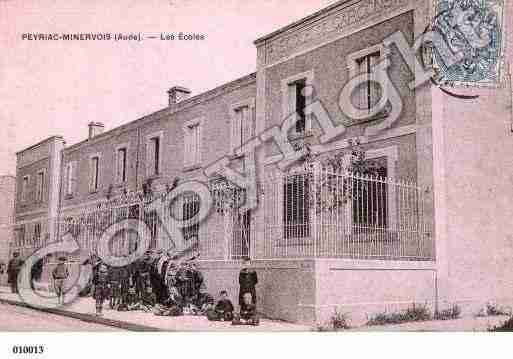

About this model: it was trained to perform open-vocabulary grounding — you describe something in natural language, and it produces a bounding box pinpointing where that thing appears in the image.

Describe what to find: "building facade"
[0,175,15,284]
[12,0,513,325]
[14,137,65,259]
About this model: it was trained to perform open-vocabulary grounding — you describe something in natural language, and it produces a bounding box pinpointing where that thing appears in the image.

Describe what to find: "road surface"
[0,303,123,331]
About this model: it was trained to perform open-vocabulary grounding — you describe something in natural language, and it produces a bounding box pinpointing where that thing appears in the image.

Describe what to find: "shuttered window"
[184,121,201,167]
[21,176,29,202]
[36,171,45,202]
[283,174,310,239]
[117,147,128,182]
[356,51,381,113]
[89,156,100,191]
[288,79,307,134]
[231,105,254,154]
[65,161,77,196]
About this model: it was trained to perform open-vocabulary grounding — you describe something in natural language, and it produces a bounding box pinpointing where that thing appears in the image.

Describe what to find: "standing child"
[92,263,110,316]
[7,252,23,294]
[238,257,258,307]
[52,256,70,305]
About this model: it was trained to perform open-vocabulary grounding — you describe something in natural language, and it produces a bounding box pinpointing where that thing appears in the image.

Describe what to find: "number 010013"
[12,346,44,355]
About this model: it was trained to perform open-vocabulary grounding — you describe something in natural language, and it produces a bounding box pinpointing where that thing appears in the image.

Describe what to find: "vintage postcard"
[0,0,513,357]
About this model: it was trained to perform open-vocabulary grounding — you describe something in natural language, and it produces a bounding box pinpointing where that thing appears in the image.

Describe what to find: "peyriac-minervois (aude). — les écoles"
[160,32,206,41]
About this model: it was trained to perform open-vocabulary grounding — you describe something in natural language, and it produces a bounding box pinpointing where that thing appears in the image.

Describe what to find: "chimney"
[167,86,191,107]
[88,122,105,139]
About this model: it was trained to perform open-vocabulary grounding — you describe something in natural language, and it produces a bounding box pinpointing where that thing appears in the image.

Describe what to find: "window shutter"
[369,53,380,109]
[89,158,99,191]
[357,58,367,111]
[184,128,190,167]
[242,107,253,144]
[147,141,155,176]
[231,111,241,154]
[288,84,297,118]
[88,159,93,191]
[116,150,122,182]
[195,124,202,165]
[70,162,77,195]
[64,164,69,195]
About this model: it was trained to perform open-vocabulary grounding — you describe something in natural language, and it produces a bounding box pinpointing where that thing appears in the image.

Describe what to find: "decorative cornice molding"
[261,0,410,65]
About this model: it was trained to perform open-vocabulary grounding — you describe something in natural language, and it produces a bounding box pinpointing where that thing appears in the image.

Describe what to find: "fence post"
[224,204,231,261]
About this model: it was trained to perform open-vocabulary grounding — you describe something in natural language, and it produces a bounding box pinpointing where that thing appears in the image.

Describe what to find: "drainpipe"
[55,147,65,244]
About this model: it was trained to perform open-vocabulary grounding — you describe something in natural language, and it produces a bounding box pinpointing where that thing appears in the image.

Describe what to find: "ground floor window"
[352,157,388,228]
[232,210,251,259]
[182,196,200,243]
[283,173,310,239]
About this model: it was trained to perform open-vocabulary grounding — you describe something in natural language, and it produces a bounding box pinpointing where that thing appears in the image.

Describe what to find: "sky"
[0,0,512,177]
[0,0,337,176]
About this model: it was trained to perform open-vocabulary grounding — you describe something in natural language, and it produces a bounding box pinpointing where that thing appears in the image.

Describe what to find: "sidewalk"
[348,316,510,332]
[2,286,509,332]
[0,287,311,332]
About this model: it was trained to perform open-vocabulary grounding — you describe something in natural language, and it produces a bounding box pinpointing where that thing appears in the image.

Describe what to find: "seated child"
[232,292,259,326]
[207,290,234,321]
[195,292,215,315]
[129,286,156,312]
[153,287,183,317]
[120,286,138,311]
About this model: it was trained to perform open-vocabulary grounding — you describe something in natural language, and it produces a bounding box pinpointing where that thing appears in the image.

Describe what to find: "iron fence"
[9,166,434,263]
[262,165,434,260]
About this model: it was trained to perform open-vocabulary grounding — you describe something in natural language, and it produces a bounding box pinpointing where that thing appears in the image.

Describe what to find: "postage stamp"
[432,0,506,87]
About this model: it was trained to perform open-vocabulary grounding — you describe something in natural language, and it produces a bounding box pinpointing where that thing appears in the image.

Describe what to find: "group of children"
[89,254,260,325]
[205,258,259,326]
[53,252,260,325]
[88,250,212,317]
[206,290,259,326]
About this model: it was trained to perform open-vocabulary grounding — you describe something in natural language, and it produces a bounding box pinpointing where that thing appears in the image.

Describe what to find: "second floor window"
[355,51,381,113]
[36,171,45,202]
[89,156,100,192]
[34,222,41,243]
[148,136,161,177]
[184,121,201,168]
[21,176,29,202]
[117,147,128,182]
[288,79,307,134]
[65,161,76,196]
[15,225,25,247]
[231,105,254,154]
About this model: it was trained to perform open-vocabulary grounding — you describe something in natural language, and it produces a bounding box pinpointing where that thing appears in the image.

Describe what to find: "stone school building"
[12,0,513,325]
